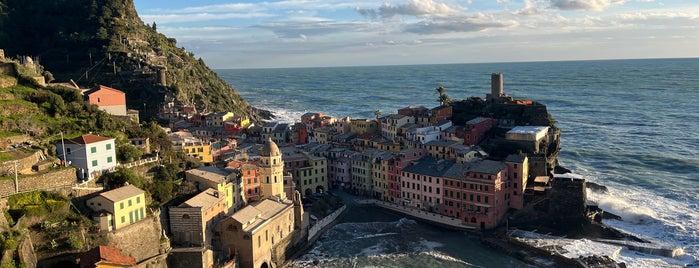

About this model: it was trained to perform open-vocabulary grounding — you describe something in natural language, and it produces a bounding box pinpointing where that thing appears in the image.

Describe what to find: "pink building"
[228,161,261,203]
[387,148,425,203]
[400,157,452,212]
[83,85,127,116]
[442,160,509,229]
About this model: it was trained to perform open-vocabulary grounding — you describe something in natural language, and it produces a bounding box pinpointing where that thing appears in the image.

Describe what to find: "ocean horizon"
[216,57,698,267]
[216,56,699,70]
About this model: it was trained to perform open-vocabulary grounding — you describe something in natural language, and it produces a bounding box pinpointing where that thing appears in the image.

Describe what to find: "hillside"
[0,0,268,121]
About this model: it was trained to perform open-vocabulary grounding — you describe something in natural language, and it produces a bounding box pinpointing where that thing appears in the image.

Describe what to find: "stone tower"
[260,137,286,200]
[490,73,504,100]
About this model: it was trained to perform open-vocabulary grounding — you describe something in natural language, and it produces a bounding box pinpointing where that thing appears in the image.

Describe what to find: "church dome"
[261,137,280,157]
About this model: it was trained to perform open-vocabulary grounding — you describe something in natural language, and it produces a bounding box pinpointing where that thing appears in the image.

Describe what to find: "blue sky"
[133,0,699,69]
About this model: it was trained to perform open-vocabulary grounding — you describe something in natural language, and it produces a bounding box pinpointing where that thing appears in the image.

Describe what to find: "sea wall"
[308,205,346,242]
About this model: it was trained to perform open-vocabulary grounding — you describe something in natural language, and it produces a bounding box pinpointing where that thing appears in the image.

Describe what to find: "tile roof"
[186,166,231,184]
[99,184,145,202]
[470,160,507,175]
[82,85,125,96]
[231,199,292,232]
[402,157,454,177]
[66,134,114,145]
[80,245,136,268]
[505,154,526,163]
[180,188,223,210]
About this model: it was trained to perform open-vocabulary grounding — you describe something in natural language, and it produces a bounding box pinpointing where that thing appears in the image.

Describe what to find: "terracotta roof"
[66,134,114,145]
[80,245,136,268]
[83,85,125,96]
[99,185,145,202]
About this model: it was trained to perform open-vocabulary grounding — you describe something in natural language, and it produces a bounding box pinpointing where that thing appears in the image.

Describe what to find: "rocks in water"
[576,255,627,268]
[587,182,608,193]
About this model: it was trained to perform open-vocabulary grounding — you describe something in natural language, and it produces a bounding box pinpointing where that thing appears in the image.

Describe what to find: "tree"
[374,109,381,121]
[101,167,145,189]
[117,144,142,163]
[436,86,449,106]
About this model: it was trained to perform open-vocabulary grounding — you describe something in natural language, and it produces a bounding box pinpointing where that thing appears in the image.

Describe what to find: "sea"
[216,58,699,267]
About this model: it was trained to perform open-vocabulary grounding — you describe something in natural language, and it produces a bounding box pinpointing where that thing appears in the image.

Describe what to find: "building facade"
[86,185,146,231]
[55,134,117,180]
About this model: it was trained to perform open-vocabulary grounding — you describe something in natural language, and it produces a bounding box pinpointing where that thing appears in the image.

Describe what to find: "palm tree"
[436,86,449,106]
[439,94,452,106]
[374,109,382,120]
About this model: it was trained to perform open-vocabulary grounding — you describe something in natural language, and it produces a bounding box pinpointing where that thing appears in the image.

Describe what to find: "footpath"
[356,199,474,231]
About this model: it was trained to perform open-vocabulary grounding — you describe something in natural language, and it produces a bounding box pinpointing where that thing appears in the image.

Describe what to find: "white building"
[56,134,117,180]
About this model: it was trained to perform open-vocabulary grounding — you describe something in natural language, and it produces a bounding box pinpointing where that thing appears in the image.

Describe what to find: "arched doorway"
[305,188,312,196]
[260,262,269,268]
[315,185,324,193]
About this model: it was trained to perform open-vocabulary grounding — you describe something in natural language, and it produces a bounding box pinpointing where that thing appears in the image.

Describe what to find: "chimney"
[213,191,219,198]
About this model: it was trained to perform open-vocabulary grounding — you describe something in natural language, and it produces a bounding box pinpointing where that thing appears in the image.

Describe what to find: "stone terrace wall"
[0,168,76,197]
[103,210,168,262]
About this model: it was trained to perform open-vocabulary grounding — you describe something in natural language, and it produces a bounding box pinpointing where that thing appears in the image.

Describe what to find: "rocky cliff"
[0,0,267,121]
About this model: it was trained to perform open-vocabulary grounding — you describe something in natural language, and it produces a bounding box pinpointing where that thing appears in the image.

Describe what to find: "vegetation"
[7,191,70,220]
[0,0,262,121]
[436,86,451,106]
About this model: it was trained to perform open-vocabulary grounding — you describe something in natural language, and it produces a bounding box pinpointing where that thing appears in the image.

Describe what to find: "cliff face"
[0,0,265,121]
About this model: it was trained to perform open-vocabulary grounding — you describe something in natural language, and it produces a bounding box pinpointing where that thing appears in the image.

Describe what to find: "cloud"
[356,0,463,19]
[548,0,627,11]
[141,12,273,24]
[252,20,369,39]
[404,15,518,34]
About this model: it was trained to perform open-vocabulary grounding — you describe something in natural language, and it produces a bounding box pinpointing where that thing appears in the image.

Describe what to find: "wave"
[588,191,658,224]
[356,232,399,239]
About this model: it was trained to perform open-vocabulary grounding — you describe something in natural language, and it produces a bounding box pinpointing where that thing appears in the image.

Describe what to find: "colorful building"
[82,85,127,116]
[55,134,117,180]
[169,188,227,247]
[442,160,510,229]
[86,184,146,231]
[401,157,452,211]
[185,166,242,213]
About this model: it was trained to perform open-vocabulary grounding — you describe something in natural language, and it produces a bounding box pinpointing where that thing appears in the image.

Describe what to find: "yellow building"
[86,185,146,231]
[350,119,378,135]
[183,141,214,163]
[185,166,243,214]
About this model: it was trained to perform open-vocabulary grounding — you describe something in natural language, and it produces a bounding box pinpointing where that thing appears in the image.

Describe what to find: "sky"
[133,0,699,69]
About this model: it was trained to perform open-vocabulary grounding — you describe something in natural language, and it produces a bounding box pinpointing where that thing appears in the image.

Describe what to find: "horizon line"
[213,56,699,71]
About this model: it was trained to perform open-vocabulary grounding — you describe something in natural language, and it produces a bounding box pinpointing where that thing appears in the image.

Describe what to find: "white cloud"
[548,0,628,11]
[141,12,273,24]
[356,0,464,19]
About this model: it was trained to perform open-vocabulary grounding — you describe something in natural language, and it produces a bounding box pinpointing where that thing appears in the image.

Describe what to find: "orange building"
[83,85,127,116]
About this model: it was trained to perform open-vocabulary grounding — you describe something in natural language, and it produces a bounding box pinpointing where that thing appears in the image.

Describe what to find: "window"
[120,202,124,209]
[128,200,132,206]
[121,216,125,223]
[107,156,113,163]
[91,147,97,153]
[136,196,140,203]
[106,144,112,150]
[91,160,98,167]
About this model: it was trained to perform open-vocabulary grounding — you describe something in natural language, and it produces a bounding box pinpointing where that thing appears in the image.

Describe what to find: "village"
[1,67,576,268]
